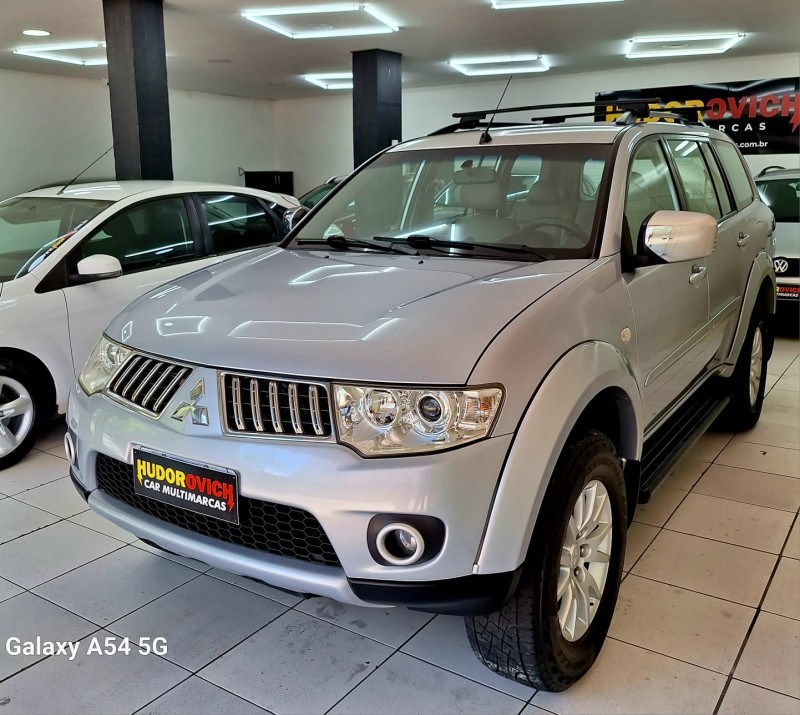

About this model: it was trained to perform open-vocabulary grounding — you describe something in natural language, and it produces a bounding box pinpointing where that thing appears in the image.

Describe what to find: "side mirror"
[76,254,123,279]
[642,210,717,263]
[284,207,310,233]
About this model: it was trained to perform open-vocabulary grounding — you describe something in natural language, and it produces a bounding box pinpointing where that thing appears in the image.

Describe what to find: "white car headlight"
[333,384,503,456]
[78,336,133,395]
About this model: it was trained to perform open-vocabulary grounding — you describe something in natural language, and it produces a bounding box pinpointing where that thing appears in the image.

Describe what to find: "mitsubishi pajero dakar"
[68,103,776,690]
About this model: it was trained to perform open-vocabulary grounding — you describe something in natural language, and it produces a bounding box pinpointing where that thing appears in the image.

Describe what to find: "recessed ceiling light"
[13,41,108,66]
[241,4,399,39]
[627,33,746,58]
[492,0,623,8]
[449,55,549,76]
[304,72,354,90]
[22,29,51,37]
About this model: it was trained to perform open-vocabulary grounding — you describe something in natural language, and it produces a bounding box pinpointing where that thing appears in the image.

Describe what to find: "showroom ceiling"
[1,0,799,100]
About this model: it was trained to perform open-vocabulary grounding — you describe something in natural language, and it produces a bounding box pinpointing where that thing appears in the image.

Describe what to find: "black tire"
[465,430,627,692]
[0,359,44,470]
[717,304,769,432]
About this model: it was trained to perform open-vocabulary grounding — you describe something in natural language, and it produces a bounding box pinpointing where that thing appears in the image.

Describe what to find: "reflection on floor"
[0,330,797,714]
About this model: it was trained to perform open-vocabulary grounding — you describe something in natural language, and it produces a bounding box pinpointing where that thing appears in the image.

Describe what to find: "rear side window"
[200,194,280,254]
[665,139,722,219]
[699,144,733,216]
[712,141,754,209]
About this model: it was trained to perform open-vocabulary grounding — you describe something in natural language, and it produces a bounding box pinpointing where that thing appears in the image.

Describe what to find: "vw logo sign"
[774,258,789,275]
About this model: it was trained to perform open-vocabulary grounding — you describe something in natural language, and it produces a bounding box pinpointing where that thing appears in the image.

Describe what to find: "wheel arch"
[0,347,58,420]
[475,340,643,575]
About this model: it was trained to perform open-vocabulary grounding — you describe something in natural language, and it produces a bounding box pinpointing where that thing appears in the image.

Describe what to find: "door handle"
[689,264,707,284]
[737,232,751,247]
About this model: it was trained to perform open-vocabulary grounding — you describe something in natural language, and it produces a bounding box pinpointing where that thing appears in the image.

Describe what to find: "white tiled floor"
[0,336,797,714]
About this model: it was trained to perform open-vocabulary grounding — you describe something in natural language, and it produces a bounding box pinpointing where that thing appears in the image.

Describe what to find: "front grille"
[221,373,333,437]
[109,354,191,415]
[774,257,799,277]
[95,453,341,567]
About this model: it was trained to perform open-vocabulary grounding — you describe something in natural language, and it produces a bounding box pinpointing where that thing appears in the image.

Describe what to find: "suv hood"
[107,248,591,384]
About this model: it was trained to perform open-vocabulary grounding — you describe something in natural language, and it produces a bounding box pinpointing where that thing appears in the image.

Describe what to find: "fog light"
[376,523,425,566]
[64,432,76,466]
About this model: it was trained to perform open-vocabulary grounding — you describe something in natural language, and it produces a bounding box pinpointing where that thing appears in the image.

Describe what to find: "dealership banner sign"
[595,78,799,154]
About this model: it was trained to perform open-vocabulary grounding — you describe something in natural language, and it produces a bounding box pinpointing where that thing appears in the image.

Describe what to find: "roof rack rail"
[756,165,787,177]
[431,99,709,136]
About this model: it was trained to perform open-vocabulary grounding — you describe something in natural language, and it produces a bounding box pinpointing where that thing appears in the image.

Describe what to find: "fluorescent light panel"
[449,55,549,76]
[13,41,107,66]
[627,33,745,58]
[304,72,353,89]
[241,4,398,39]
[492,0,623,7]
[22,29,51,37]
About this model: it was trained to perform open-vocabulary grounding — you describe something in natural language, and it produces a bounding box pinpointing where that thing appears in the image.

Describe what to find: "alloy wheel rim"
[749,326,763,407]
[0,377,34,458]
[557,479,613,642]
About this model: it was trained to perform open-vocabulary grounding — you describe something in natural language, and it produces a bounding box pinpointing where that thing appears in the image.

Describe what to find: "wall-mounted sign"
[595,78,799,154]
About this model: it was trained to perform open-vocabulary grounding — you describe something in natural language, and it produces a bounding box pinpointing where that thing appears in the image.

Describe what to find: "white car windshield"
[756,178,799,223]
[291,144,611,260]
[0,196,112,281]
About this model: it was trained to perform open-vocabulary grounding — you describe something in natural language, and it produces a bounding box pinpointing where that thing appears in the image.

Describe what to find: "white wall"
[275,52,800,195]
[0,67,277,201]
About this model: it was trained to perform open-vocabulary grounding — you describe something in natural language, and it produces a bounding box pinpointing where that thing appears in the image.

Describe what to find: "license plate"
[132,448,240,525]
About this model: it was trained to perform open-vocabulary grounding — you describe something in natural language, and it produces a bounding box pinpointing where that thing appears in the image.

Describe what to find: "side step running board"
[639,382,730,503]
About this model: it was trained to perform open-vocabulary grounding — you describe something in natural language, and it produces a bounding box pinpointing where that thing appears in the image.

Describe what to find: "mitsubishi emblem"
[171,378,210,426]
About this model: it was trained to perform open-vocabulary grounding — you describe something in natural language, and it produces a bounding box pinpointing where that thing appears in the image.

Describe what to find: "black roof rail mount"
[432,99,710,136]
[756,165,787,177]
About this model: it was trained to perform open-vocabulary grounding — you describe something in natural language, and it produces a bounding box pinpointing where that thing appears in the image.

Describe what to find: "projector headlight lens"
[79,335,132,396]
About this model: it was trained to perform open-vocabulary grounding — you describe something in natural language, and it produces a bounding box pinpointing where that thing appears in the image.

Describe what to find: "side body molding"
[721,251,776,377]
[476,341,643,575]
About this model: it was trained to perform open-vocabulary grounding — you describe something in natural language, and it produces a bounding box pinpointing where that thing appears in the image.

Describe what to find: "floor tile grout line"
[711,509,800,714]
[6,488,90,521]
[129,672,196,715]
[623,571,770,611]
[0,469,72,498]
[604,635,735,679]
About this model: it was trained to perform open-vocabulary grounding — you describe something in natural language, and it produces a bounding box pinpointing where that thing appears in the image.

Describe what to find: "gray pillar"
[352,49,402,168]
[102,0,173,180]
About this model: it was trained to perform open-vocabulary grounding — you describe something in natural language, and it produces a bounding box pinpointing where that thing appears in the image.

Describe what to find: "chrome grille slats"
[109,353,191,416]
[221,373,332,438]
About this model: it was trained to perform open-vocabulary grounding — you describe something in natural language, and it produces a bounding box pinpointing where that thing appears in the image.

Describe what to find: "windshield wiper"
[394,235,548,261]
[296,236,416,255]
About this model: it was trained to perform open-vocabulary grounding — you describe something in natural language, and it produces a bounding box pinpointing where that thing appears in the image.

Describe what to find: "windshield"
[756,178,799,223]
[0,197,113,281]
[291,144,612,260]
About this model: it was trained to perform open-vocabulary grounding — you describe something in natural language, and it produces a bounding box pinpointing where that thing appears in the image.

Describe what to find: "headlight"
[78,336,133,395]
[333,384,503,456]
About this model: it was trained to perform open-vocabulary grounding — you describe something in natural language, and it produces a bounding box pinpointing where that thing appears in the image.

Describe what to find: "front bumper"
[68,373,514,611]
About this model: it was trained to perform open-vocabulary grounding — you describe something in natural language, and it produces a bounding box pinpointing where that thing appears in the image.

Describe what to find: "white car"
[0,180,299,468]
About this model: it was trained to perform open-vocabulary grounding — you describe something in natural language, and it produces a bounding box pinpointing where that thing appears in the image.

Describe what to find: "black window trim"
[697,141,737,222]
[193,192,283,258]
[709,138,755,211]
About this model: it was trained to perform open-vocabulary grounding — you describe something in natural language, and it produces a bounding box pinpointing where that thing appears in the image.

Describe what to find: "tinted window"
[78,197,194,274]
[200,194,279,254]
[665,140,722,219]
[699,143,733,216]
[713,141,754,209]
[756,178,800,222]
[0,197,111,281]
[625,141,680,249]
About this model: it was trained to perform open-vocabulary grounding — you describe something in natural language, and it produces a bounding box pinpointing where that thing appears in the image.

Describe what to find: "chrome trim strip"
[131,362,163,403]
[141,365,176,410]
[309,385,324,436]
[152,367,189,413]
[231,377,246,430]
[111,355,141,391]
[288,383,303,434]
[268,381,284,434]
[121,359,153,398]
[250,379,264,432]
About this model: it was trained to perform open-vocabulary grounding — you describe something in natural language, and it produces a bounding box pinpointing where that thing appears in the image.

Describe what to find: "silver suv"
[755,167,799,303]
[68,104,776,691]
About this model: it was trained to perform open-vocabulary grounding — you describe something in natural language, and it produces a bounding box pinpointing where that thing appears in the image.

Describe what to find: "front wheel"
[0,360,42,470]
[466,430,627,692]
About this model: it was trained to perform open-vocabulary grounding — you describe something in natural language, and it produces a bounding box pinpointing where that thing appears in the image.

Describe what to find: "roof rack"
[756,165,787,177]
[431,99,708,136]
